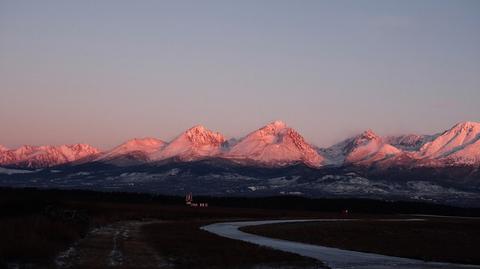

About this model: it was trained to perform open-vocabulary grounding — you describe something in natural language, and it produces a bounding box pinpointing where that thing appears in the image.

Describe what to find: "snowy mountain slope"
[323,130,402,166]
[322,122,480,167]
[415,121,480,165]
[151,125,227,161]
[418,122,480,159]
[94,138,166,166]
[1,120,479,169]
[226,121,324,167]
[0,144,100,168]
[0,167,34,175]
[98,138,165,160]
[385,134,435,151]
[444,139,480,165]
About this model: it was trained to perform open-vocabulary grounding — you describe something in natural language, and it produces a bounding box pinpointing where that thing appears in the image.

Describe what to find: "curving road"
[201,219,480,269]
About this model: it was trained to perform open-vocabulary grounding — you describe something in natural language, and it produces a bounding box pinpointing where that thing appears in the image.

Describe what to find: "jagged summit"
[183,125,225,146]
[62,143,99,153]
[0,143,100,168]
[323,129,400,165]
[347,130,381,149]
[227,121,323,167]
[418,121,480,161]
[267,120,287,129]
[359,129,379,140]
[253,120,288,137]
[1,120,479,169]
[186,124,208,132]
[152,125,226,161]
[451,121,480,131]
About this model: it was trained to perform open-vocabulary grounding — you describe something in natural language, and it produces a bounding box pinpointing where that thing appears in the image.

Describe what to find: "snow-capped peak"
[350,130,381,147]
[360,129,379,140]
[125,137,165,147]
[115,137,164,151]
[98,137,165,162]
[323,129,400,165]
[268,120,287,129]
[151,125,226,161]
[252,120,288,137]
[187,124,207,132]
[0,143,100,168]
[2,120,479,169]
[418,121,480,161]
[61,143,99,155]
[226,121,323,167]
[183,125,226,146]
[451,121,480,132]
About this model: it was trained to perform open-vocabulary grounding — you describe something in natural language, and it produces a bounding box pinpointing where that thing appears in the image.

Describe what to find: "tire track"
[56,221,170,269]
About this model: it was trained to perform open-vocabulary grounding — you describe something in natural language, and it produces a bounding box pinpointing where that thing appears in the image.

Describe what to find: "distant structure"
[185,192,193,205]
[185,192,208,208]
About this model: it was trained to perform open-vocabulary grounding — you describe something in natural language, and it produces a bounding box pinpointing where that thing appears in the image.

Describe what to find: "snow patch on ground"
[0,167,34,175]
[108,230,123,266]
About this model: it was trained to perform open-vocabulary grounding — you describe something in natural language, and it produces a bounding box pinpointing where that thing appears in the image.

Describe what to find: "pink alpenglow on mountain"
[324,130,401,166]
[345,130,401,164]
[384,134,434,151]
[227,121,324,167]
[100,138,165,160]
[0,144,100,168]
[1,120,479,169]
[419,122,480,157]
[446,139,480,165]
[418,121,480,165]
[152,125,226,161]
[94,137,166,165]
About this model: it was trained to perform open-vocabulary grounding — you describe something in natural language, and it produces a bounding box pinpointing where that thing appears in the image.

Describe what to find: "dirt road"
[55,221,171,269]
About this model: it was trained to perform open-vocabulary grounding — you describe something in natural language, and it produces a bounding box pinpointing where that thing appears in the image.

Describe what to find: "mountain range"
[1,121,480,169]
[1,121,479,206]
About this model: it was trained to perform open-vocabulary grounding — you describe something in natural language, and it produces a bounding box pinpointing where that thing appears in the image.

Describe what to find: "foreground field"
[242,217,480,265]
[142,221,324,269]
[1,187,479,268]
[0,188,331,268]
[53,219,324,269]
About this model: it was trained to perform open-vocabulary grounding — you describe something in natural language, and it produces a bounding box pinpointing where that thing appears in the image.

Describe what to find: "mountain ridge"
[1,121,479,169]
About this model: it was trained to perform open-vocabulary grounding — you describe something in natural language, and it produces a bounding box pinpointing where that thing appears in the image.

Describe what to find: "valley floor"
[241,217,480,265]
[1,188,479,268]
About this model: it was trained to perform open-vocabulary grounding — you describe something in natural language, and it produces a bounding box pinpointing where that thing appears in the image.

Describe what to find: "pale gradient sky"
[1,0,479,150]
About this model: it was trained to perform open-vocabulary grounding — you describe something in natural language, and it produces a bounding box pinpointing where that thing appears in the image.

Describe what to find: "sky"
[1,0,479,149]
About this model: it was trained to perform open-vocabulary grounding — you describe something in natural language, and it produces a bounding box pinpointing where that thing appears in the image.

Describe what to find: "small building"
[185,192,208,208]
